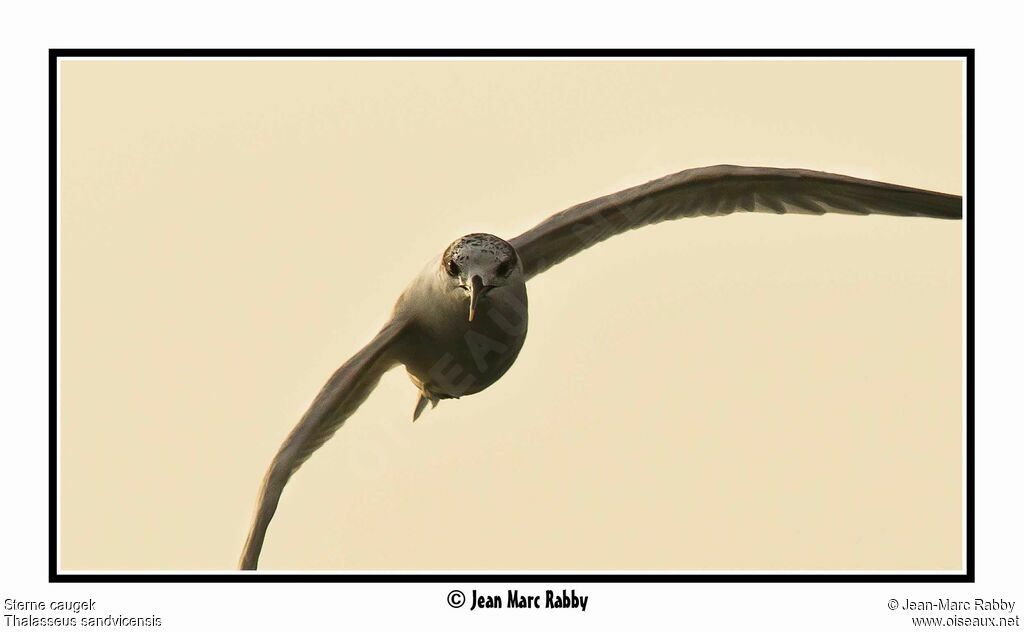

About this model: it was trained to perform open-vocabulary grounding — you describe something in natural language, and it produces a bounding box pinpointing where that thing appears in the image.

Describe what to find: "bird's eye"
[496,259,513,277]
[445,259,460,277]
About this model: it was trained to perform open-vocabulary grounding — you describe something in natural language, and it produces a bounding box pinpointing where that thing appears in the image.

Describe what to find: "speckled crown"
[443,233,517,268]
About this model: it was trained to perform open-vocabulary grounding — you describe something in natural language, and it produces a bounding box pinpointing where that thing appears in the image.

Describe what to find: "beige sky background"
[60,59,963,571]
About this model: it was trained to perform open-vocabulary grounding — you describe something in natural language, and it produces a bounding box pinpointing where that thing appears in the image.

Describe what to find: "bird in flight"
[239,164,962,570]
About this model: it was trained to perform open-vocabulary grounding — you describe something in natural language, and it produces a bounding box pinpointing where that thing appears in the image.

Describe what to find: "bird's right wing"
[239,318,408,570]
[510,165,963,280]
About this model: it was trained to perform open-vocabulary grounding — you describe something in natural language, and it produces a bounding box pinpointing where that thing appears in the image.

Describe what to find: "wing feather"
[238,318,408,570]
[510,165,962,280]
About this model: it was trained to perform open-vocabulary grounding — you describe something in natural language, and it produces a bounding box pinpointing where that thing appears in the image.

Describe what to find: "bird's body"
[239,165,962,570]
[393,236,529,410]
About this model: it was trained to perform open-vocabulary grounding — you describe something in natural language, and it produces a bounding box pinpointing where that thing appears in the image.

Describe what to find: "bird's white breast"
[393,263,528,400]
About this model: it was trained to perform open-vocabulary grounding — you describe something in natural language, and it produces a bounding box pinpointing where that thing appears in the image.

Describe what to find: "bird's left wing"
[239,317,409,570]
[509,165,963,280]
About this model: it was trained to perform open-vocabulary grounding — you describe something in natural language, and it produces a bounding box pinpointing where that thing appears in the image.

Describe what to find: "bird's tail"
[412,392,437,421]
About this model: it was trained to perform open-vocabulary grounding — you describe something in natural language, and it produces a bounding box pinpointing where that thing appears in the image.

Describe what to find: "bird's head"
[441,233,521,321]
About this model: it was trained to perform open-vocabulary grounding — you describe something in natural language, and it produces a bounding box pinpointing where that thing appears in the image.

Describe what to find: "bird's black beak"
[468,274,488,322]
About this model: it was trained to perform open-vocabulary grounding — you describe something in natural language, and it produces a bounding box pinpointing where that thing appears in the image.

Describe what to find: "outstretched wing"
[509,165,963,280]
[239,318,408,570]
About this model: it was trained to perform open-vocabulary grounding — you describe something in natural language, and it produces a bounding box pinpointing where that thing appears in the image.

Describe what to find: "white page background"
[1,3,1020,630]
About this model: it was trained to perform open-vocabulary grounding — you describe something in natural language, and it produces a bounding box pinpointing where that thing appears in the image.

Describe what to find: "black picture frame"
[49,48,974,583]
